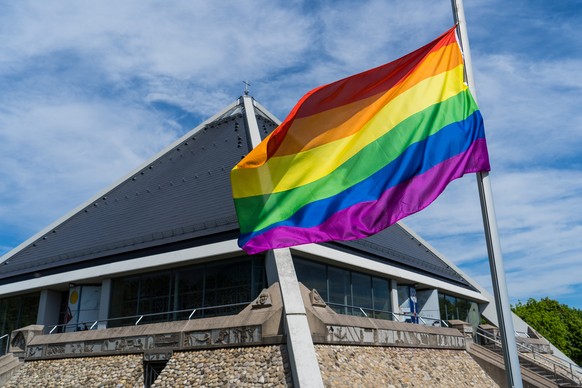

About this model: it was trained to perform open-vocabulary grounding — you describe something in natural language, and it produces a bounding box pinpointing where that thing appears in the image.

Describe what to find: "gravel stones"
[151,345,292,387]
[4,354,144,388]
[315,345,499,387]
[3,344,500,387]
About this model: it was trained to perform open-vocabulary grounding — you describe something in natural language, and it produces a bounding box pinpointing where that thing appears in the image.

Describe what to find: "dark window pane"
[372,277,391,319]
[438,293,446,320]
[438,293,480,327]
[204,260,251,308]
[352,272,372,316]
[328,267,351,314]
[252,256,267,296]
[294,257,395,321]
[0,293,40,343]
[108,257,265,327]
[139,273,171,300]
[444,295,458,320]
[294,258,327,301]
[457,298,471,321]
[176,269,203,311]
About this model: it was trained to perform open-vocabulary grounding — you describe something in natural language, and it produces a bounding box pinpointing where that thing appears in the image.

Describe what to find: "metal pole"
[450,1,523,387]
[477,172,522,388]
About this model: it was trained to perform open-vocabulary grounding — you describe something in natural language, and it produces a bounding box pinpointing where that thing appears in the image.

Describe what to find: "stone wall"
[315,345,500,387]
[3,345,503,387]
[3,354,143,388]
[152,345,292,387]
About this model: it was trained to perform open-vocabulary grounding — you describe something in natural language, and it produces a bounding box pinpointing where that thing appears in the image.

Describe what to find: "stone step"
[0,358,19,375]
[0,354,22,387]
[0,355,20,375]
[469,343,575,387]
[480,343,580,385]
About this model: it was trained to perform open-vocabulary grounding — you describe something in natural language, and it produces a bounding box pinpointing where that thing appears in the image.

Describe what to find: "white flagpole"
[450,1,523,387]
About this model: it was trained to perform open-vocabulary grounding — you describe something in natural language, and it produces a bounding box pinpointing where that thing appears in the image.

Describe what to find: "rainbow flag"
[231,26,490,255]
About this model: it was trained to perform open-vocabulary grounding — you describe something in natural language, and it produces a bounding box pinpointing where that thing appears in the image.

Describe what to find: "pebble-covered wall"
[315,345,500,387]
[4,354,144,388]
[3,345,501,387]
[152,345,292,387]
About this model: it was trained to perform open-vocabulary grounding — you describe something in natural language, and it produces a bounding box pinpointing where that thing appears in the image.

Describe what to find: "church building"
[0,95,577,387]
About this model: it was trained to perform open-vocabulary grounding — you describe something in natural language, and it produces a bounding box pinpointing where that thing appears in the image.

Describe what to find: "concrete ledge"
[24,283,284,360]
[300,284,466,350]
[20,282,468,362]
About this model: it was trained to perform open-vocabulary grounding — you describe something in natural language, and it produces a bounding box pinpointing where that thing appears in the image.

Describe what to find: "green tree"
[512,298,582,366]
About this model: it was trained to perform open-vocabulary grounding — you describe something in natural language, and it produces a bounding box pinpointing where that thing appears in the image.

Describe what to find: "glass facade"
[109,256,266,327]
[294,257,392,319]
[438,292,480,328]
[0,292,40,353]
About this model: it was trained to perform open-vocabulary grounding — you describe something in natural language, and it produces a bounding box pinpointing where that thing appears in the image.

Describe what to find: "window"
[294,257,392,320]
[372,278,390,319]
[438,292,480,328]
[352,272,373,317]
[328,267,351,314]
[0,292,39,354]
[293,259,327,300]
[109,256,266,327]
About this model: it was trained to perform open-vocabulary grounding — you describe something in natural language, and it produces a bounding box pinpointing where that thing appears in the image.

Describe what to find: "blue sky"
[0,0,581,309]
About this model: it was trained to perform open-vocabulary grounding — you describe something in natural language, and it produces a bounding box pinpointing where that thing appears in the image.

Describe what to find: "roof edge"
[396,221,491,295]
[253,99,282,126]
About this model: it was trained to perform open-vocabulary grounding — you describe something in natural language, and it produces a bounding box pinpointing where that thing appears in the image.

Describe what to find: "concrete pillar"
[267,249,324,388]
[390,279,400,321]
[98,279,112,329]
[36,290,62,328]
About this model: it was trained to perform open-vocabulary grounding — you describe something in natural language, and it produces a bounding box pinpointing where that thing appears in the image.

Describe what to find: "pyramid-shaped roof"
[0,96,474,290]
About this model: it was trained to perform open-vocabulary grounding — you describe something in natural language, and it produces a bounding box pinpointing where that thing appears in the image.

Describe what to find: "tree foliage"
[512,298,582,366]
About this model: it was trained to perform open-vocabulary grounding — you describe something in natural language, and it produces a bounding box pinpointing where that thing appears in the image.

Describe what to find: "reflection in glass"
[294,257,392,320]
[109,256,266,327]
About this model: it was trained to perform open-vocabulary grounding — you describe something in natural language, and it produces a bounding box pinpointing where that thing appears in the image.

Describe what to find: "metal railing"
[324,302,447,326]
[45,302,249,335]
[326,302,391,320]
[0,334,9,355]
[474,327,581,386]
[392,312,446,327]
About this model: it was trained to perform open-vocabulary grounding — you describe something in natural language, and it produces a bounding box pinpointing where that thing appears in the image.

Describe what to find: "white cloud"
[407,168,582,305]
[474,55,582,167]
[317,0,451,70]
